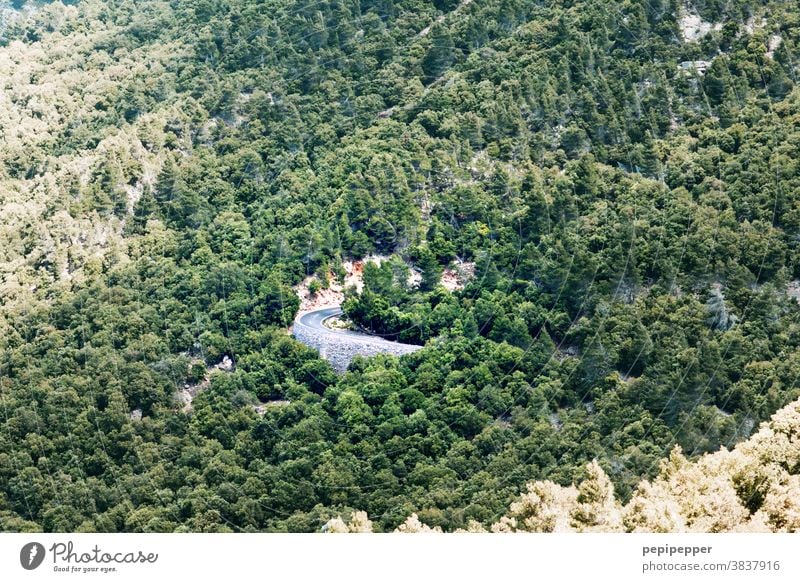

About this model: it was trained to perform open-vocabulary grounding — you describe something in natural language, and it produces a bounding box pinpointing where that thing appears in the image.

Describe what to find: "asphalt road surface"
[293,306,419,348]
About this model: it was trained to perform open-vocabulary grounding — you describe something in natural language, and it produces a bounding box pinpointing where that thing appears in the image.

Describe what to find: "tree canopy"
[1,0,800,532]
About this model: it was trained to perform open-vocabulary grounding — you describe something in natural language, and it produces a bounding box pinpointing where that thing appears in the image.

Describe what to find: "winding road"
[292,306,423,371]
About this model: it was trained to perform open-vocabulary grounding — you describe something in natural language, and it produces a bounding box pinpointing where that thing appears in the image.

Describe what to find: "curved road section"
[293,306,423,372]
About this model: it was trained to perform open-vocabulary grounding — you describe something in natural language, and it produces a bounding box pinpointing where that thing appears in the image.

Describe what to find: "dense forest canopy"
[1,0,800,532]
[327,397,800,532]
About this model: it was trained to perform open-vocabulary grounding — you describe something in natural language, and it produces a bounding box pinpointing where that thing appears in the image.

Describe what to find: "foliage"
[1,0,800,532]
[326,398,800,532]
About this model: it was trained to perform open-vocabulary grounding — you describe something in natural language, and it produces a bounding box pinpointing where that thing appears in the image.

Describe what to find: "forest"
[1,0,800,532]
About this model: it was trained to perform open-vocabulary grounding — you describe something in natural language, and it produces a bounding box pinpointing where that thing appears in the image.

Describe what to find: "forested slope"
[1,0,800,532]
[327,397,800,532]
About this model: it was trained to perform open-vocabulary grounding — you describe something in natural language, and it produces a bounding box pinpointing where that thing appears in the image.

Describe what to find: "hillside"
[1,0,800,533]
[326,396,800,532]
[491,394,800,532]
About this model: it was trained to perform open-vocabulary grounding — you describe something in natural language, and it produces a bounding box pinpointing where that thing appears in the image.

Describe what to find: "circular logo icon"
[20,542,46,570]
